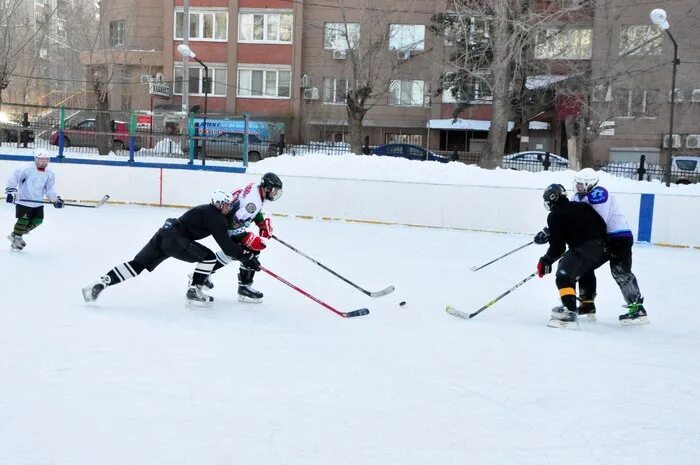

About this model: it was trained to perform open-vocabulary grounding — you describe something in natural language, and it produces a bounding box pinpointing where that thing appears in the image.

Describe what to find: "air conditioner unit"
[692,89,700,103]
[686,134,700,149]
[301,74,310,88]
[397,50,411,60]
[332,49,347,60]
[599,120,615,136]
[303,87,320,100]
[662,133,681,148]
[668,88,684,103]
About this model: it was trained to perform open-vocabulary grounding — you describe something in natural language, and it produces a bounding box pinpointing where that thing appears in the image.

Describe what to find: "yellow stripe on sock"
[559,287,576,297]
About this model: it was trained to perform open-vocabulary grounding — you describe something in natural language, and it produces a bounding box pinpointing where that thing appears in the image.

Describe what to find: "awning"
[525,75,570,90]
[428,118,515,131]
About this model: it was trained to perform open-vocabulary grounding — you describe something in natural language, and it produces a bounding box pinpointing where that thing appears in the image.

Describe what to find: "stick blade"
[469,265,478,272]
[95,194,110,208]
[369,285,395,298]
[446,305,471,320]
[344,308,370,318]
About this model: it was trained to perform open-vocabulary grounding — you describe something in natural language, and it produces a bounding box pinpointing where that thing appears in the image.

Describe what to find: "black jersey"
[176,204,242,258]
[543,198,607,262]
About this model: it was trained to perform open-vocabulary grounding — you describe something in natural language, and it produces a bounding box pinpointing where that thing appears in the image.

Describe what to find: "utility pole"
[182,0,190,113]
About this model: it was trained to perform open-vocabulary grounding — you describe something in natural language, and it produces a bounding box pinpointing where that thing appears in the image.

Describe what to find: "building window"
[444,16,490,47]
[535,28,592,59]
[109,20,125,47]
[441,73,492,103]
[322,77,348,104]
[174,65,228,96]
[389,80,424,106]
[324,23,360,49]
[385,133,423,145]
[619,25,663,56]
[613,88,658,118]
[389,24,425,51]
[237,68,291,98]
[174,10,228,41]
[238,12,293,43]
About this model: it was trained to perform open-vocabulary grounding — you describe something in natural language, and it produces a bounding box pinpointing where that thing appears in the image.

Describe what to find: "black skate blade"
[344,308,370,318]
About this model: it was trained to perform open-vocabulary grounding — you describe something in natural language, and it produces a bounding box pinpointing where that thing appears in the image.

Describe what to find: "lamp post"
[177,44,210,165]
[650,8,678,187]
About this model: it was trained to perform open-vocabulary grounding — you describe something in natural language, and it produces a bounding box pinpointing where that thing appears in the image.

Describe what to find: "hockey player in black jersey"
[535,184,609,329]
[81,190,261,307]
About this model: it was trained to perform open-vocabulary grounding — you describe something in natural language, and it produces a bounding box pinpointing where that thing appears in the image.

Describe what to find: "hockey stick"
[16,194,110,209]
[271,234,394,298]
[470,241,534,272]
[260,266,370,319]
[446,272,538,320]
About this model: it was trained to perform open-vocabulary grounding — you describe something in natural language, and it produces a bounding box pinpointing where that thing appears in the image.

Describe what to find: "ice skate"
[547,306,579,329]
[619,301,649,326]
[83,277,109,302]
[188,273,214,289]
[238,284,263,303]
[577,300,596,322]
[186,285,214,307]
[8,233,25,251]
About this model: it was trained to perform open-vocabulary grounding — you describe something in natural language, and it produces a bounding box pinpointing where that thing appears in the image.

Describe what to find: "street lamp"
[650,8,678,187]
[177,44,210,164]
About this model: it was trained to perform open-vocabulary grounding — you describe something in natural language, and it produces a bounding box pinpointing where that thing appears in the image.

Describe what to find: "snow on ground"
[1,202,699,465]
[1,153,699,464]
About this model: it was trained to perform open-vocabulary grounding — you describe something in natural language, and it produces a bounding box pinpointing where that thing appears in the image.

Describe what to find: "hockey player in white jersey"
[571,168,648,325]
[189,172,283,303]
[4,150,64,251]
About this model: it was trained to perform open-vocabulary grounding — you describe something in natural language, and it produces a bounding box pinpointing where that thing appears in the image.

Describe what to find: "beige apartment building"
[89,0,700,162]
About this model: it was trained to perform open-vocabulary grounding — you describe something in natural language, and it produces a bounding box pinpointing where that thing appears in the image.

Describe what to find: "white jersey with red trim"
[6,164,59,208]
[228,182,263,236]
[571,186,633,238]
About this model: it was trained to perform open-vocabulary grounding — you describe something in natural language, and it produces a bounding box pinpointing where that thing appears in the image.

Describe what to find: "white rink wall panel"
[1,160,698,247]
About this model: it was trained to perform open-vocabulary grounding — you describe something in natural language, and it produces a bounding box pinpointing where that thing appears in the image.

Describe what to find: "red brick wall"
[172,42,228,64]
[235,98,291,117]
[237,44,293,65]
[239,0,292,8]
[440,104,493,120]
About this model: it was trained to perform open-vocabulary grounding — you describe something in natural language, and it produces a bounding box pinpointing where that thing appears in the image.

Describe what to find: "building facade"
[90,0,700,160]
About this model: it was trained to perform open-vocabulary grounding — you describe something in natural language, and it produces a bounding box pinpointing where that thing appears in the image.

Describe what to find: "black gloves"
[240,250,261,271]
[54,196,64,208]
[534,227,550,245]
[5,188,17,204]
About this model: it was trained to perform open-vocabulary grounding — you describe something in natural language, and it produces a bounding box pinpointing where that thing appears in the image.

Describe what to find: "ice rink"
[1,203,698,465]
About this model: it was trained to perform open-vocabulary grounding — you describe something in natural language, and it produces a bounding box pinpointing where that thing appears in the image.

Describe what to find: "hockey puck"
[399,301,406,307]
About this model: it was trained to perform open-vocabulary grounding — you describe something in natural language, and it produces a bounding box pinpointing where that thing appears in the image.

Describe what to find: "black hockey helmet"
[543,183,567,211]
[260,172,283,201]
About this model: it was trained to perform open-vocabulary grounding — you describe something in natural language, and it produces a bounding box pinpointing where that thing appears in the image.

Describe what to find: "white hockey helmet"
[34,149,50,168]
[574,168,599,194]
[211,189,232,212]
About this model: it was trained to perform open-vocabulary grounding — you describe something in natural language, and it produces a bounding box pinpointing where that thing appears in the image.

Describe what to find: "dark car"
[371,144,450,163]
[0,121,35,144]
[187,131,277,162]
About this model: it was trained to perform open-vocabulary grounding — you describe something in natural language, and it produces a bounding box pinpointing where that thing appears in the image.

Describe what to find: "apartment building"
[89,0,699,159]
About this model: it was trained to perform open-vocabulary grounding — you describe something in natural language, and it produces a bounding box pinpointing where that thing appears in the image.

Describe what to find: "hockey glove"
[242,232,266,252]
[5,187,17,204]
[537,258,552,278]
[257,217,273,239]
[534,227,550,245]
[53,196,64,209]
[240,250,261,271]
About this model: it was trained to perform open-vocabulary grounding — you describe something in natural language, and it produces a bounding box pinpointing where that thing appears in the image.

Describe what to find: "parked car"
[50,119,138,151]
[0,121,35,144]
[187,131,277,162]
[502,151,570,171]
[670,155,700,184]
[371,144,450,163]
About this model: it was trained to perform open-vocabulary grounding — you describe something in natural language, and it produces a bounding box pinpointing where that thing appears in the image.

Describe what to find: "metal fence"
[598,156,700,184]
